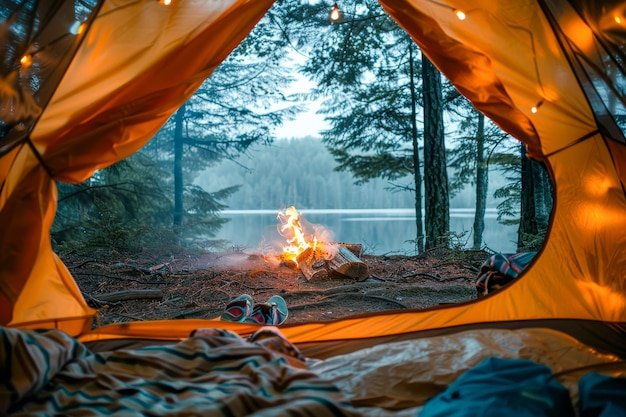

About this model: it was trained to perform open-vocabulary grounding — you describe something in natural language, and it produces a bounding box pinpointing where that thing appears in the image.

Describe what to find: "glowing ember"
[277,206,318,265]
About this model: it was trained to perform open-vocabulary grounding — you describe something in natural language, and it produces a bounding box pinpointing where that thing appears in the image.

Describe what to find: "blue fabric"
[419,357,575,417]
[578,373,626,417]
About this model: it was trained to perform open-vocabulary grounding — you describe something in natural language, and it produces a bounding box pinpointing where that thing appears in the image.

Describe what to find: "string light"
[427,0,548,114]
[20,54,32,68]
[14,8,97,71]
[69,21,86,35]
[531,99,544,113]
[329,2,340,22]
[159,0,172,5]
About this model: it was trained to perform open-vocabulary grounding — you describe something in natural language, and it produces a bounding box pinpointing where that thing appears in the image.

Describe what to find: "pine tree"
[422,55,449,250]
[53,2,303,251]
[287,1,424,252]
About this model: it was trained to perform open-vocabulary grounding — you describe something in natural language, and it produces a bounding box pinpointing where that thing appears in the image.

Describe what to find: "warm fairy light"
[159,0,172,5]
[330,3,340,22]
[454,10,466,20]
[20,54,32,67]
[531,99,544,113]
[615,16,622,24]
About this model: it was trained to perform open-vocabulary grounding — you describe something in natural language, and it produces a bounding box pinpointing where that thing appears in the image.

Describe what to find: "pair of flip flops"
[220,294,288,325]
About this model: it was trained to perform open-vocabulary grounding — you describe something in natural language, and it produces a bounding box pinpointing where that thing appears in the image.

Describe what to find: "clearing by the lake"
[65,246,488,328]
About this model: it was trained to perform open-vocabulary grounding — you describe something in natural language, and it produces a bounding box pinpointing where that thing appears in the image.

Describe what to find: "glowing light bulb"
[330,3,340,22]
[70,21,86,35]
[615,16,622,24]
[159,0,172,4]
[20,54,32,67]
[454,10,466,20]
[531,99,544,114]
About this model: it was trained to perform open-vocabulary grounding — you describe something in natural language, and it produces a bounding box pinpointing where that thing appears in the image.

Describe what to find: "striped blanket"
[0,327,358,416]
[475,252,537,297]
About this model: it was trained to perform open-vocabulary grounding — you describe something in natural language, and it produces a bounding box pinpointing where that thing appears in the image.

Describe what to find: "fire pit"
[276,206,369,282]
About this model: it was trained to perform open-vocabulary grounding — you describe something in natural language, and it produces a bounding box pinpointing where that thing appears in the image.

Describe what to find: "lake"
[214,208,518,255]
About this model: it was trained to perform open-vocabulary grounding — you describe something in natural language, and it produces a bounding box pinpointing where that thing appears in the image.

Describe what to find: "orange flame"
[277,206,319,265]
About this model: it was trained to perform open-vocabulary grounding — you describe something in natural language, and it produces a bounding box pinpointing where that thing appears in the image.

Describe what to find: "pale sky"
[271,51,330,139]
[273,99,328,139]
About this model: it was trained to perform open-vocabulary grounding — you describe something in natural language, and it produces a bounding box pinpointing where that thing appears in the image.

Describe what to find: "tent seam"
[543,129,599,158]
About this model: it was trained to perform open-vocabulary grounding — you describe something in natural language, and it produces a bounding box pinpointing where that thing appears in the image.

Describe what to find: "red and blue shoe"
[220,294,254,322]
[245,295,288,325]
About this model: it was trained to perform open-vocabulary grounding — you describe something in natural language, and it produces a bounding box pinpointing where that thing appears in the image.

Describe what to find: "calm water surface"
[216,208,518,255]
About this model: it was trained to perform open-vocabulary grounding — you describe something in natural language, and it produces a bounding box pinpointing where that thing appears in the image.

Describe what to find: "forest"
[51,0,553,256]
[195,137,507,211]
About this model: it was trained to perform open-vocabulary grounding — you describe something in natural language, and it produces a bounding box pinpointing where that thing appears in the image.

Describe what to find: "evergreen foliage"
[52,3,302,253]
[196,137,511,211]
[196,137,417,210]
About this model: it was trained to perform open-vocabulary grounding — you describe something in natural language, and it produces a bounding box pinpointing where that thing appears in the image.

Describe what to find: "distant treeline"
[195,137,504,211]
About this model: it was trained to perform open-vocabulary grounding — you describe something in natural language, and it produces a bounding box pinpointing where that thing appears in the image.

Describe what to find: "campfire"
[276,206,369,281]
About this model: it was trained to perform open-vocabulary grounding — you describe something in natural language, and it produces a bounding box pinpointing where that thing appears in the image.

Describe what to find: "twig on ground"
[290,293,408,310]
[83,292,119,308]
[73,272,164,285]
[111,312,147,321]
[368,275,387,281]
[401,272,445,282]
[96,289,163,302]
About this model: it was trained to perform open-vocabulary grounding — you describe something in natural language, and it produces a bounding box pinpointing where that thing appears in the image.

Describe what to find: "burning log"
[298,248,328,281]
[297,243,369,282]
[275,206,368,282]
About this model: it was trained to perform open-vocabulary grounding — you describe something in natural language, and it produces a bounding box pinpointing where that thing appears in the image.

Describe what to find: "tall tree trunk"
[409,45,424,254]
[518,143,538,250]
[473,113,487,249]
[173,104,185,236]
[533,161,552,232]
[422,55,449,250]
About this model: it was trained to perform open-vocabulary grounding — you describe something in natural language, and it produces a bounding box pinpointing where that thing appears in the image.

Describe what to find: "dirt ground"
[65,247,489,328]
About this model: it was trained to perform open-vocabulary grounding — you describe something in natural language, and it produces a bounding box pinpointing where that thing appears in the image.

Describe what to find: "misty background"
[195,137,518,255]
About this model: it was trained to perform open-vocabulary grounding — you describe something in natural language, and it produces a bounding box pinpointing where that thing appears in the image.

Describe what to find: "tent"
[1,0,626,414]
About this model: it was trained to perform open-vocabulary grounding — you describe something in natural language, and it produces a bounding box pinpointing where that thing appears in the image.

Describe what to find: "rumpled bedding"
[310,328,626,416]
[0,327,358,416]
[2,326,626,417]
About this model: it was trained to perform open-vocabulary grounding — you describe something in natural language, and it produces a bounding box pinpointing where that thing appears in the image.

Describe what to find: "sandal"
[220,294,254,322]
[245,295,288,325]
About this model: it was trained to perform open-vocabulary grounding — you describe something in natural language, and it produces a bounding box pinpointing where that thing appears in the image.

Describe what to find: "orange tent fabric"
[1,0,625,351]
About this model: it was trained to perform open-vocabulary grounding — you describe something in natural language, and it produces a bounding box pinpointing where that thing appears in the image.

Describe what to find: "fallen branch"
[368,275,388,282]
[320,293,409,309]
[401,272,445,282]
[95,289,163,302]
[111,312,147,321]
[84,261,171,276]
[73,272,163,285]
[289,293,408,310]
[83,292,120,308]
